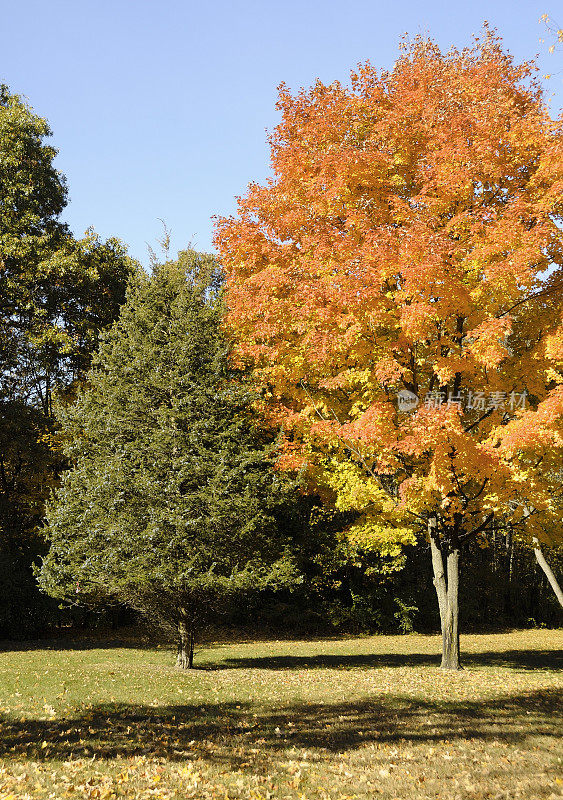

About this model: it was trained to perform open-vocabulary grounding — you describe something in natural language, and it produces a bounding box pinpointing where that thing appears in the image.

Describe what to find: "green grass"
[0,629,561,799]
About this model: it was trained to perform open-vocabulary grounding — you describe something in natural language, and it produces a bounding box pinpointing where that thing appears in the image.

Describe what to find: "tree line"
[1,27,562,670]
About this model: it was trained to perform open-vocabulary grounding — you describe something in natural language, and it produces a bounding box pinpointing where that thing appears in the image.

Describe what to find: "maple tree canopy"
[215,31,563,555]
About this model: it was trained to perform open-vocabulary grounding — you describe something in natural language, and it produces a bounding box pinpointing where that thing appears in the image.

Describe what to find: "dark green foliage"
[0,85,135,636]
[39,252,301,663]
[0,83,135,410]
[0,545,62,640]
[0,84,67,260]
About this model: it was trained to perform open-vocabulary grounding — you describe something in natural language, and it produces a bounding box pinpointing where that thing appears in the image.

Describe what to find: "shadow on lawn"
[209,649,563,672]
[0,689,560,767]
[0,637,155,653]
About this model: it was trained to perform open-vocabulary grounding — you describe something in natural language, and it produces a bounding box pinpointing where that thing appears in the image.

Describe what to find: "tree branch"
[496,280,563,319]
[459,512,494,541]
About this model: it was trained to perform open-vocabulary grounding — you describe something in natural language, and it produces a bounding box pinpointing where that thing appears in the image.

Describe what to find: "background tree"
[215,30,563,669]
[39,251,301,667]
[0,85,135,636]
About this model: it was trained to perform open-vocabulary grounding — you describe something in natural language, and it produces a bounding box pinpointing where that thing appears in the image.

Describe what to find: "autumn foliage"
[215,31,563,666]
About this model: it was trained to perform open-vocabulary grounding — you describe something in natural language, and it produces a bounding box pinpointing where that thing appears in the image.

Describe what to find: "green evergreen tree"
[39,251,300,667]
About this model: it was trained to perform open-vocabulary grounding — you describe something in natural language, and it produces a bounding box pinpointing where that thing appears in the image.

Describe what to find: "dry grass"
[0,629,561,799]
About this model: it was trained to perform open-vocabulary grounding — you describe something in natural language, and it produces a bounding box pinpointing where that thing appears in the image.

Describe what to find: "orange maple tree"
[215,30,563,669]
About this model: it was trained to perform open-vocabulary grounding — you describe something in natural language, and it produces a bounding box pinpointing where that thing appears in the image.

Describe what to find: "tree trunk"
[534,545,563,608]
[503,531,514,618]
[176,608,195,669]
[429,523,462,671]
[429,522,447,628]
[441,548,461,670]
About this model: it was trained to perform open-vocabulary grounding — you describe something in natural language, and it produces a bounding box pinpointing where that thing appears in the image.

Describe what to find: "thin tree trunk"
[429,522,447,629]
[429,520,462,670]
[176,608,195,669]
[503,531,514,618]
[534,545,563,608]
[441,548,461,670]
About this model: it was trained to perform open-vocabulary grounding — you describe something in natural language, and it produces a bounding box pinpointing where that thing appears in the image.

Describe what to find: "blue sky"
[2,0,561,267]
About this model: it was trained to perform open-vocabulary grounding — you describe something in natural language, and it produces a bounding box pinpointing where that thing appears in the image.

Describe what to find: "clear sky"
[2,0,561,267]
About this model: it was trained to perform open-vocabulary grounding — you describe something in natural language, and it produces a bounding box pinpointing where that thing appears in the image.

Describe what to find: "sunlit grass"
[0,629,561,798]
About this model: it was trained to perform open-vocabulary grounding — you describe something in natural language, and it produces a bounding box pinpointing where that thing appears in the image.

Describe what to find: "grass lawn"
[0,629,561,799]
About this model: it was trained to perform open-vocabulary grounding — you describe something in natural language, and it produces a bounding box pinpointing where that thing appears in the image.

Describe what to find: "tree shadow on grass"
[206,649,563,672]
[0,689,560,768]
[0,636,156,653]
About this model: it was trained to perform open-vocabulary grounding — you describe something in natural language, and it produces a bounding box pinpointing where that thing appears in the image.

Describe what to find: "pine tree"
[39,251,300,667]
